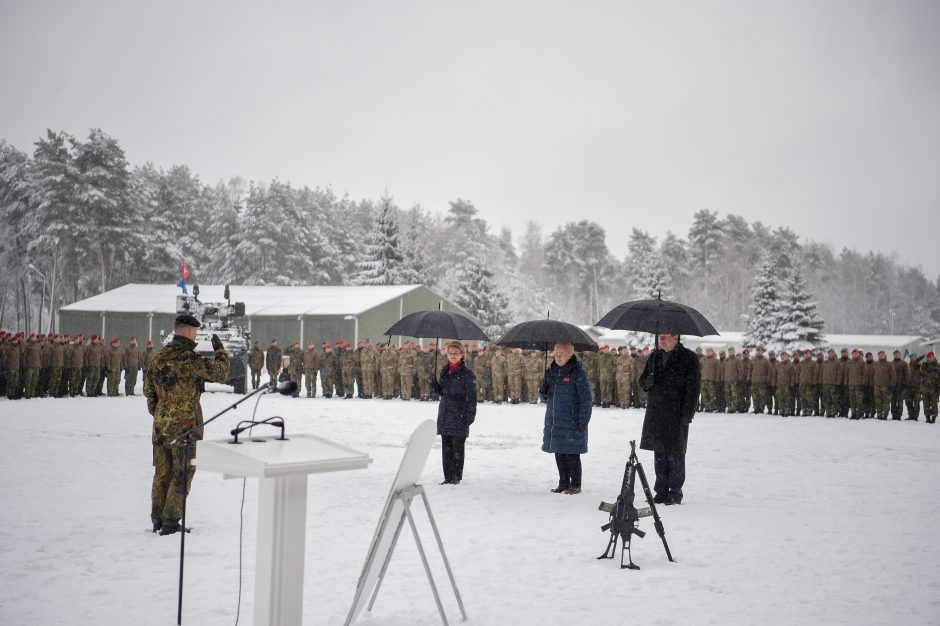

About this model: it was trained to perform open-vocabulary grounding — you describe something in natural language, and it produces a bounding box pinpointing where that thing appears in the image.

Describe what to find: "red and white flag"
[181,259,190,280]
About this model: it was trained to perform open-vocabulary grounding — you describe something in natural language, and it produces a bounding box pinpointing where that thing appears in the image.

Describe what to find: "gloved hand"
[578,422,586,433]
[640,374,654,392]
[211,334,224,351]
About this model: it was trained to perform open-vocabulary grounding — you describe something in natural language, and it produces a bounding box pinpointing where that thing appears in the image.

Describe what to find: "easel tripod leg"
[420,490,467,621]
[367,495,410,612]
[403,497,449,626]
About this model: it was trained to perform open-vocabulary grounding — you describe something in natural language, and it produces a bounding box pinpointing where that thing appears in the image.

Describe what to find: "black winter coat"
[540,356,592,454]
[639,343,701,455]
[431,361,477,438]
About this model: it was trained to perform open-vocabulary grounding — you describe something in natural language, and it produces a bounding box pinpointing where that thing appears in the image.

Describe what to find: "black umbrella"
[496,319,599,353]
[594,296,718,338]
[384,310,489,342]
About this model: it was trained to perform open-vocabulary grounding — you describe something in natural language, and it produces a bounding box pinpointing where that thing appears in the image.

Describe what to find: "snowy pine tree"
[744,254,781,348]
[352,191,409,285]
[453,251,512,338]
[778,262,826,350]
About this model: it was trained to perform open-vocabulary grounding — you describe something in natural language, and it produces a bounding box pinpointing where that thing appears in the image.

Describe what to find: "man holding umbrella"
[638,333,701,505]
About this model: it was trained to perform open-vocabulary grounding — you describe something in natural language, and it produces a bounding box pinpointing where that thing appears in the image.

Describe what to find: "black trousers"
[441,435,466,482]
[554,453,582,489]
[653,452,686,501]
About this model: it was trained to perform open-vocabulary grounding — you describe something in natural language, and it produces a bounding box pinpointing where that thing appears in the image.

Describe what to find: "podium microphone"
[269,380,298,395]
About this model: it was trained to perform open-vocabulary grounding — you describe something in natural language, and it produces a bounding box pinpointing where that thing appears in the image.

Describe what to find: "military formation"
[4,327,938,424]
[0,331,156,400]
[697,346,939,423]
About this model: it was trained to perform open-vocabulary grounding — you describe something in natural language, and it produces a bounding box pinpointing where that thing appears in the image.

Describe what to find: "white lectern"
[194,434,371,626]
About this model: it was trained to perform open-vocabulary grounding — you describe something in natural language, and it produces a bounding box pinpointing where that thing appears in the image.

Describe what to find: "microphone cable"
[234,388,266,626]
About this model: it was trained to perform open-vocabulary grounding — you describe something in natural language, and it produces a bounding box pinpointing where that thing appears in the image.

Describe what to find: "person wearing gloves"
[539,341,592,495]
[638,333,701,506]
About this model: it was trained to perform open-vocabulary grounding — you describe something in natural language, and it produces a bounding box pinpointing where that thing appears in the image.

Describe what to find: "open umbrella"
[496,319,599,353]
[595,295,718,339]
[385,310,490,380]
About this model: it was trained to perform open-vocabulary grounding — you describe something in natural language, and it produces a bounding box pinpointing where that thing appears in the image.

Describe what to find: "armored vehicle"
[163,285,250,394]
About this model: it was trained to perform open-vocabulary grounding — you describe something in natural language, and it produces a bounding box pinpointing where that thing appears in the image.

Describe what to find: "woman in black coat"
[430,341,477,485]
[638,334,701,505]
[539,341,592,494]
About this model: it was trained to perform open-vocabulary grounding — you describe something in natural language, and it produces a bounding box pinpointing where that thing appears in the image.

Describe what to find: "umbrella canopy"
[496,319,599,352]
[594,297,719,337]
[384,310,490,341]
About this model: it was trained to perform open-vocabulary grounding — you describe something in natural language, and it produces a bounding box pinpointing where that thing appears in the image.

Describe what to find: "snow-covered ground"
[1,388,938,626]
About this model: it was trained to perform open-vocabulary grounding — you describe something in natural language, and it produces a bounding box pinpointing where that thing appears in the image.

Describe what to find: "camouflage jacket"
[144,335,230,445]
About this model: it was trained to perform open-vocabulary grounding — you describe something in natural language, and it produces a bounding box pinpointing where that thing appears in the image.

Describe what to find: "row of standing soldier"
[0,331,156,400]
[697,346,939,422]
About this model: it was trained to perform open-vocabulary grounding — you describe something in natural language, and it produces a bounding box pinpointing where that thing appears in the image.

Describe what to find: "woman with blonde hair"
[430,340,477,485]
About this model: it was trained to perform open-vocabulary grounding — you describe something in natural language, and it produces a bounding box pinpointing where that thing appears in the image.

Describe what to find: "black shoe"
[440,480,451,485]
[653,492,668,504]
[451,479,461,485]
[152,521,162,533]
[159,522,191,536]
[665,496,682,506]
[550,485,569,493]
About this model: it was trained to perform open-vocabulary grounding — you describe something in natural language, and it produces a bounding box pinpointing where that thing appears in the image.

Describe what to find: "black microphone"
[268,380,297,395]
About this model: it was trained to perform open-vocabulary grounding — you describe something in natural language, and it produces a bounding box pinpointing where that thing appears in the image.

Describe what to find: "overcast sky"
[2,0,938,276]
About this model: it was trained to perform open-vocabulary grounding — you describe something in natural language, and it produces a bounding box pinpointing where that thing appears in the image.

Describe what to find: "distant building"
[58,283,471,347]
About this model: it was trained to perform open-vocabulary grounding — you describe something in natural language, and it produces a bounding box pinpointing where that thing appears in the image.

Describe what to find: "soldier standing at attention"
[378,344,397,399]
[633,347,649,408]
[123,337,142,395]
[397,342,418,400]
[921,352,939,423]
[23,334,42,399]
[845,349,865,419]
[905,354,924,420]
[775,352,795,417]
[597,346,616,408]
[145,314,229,535]
[106,337,123,396]
[84,335,101,397]
[320,343,338,398]
[287,339,304,398]
[248,341,264,389]
[49,334,66,398]
[506,347,525,404]
[416,344,435,401]
[265,339,282,389]
[302,340,319,398]
[748,347,771,414]
[142,340,155,384]
[720,346,740,413]
[872,351,896,420]
[474,346,490,403]
[490,346,507,404]
[890,350,908,420]
[359,339,377,399]
[67,334,85,396]
[798,349,817,416]
[341,340,360,399]
[820,349,841,417]
[837,348,851,417]
[862,352,875,418]
[5,334,22,399]
[524,350,544,404]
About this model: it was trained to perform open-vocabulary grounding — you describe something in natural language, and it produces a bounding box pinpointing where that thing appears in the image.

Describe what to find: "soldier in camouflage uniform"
[302,340,320,398]
[23,334,41,398]
[341,340,361,399]
[490,346,507,404]
[143,340,155,383]
[145,314,230,535]
[593,346,613,408]
[38,334,52,397]
[506,348,525,404]
[766,351,777,414]
[67,334,85,396]
[248,341,264,389]
[287,340,304,397]
[320,343,338,398]
[844,350,865,419]
[0,332,8,394]
[819,349,841,418]
[5,334,22,399]
[872,351,896,419]
[359,339,377,399]
[890,350,908,420]
[836,348,851,417]
[774,351,796,416]
[414,344,433,401]
[905,355,923,420]
[615,346,634,409]
[48,334,66,397]
[738,348,752,412]
[749,347,771,414]
[797,349,817,416]
[813,352,824,416]
[861,352,875,418]
[697,348,719,411]
[265,340,282,389]
[84,335,102,397]
[524,350,543,404]
[97,335,109,396]
[122,337,142,395]
[475,346,491,402]
[720,347,740,413]
[378,344,398,399]
[633,347,649,408]
[920,352,938,423]
[106,337,123,396]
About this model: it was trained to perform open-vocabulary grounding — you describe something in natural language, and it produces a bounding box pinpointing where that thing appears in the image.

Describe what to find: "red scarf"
[448,361,461,375]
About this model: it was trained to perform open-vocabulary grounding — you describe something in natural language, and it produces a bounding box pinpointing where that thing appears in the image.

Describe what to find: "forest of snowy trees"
[1,128,939,339]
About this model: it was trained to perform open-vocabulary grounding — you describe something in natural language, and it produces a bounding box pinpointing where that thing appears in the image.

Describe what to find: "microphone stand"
[170,382,278,625]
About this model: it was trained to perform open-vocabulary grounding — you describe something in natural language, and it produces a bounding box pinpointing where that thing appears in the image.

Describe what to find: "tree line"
[1,128,938,338]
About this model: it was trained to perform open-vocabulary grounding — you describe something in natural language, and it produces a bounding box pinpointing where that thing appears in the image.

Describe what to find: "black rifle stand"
[597,440,674,569]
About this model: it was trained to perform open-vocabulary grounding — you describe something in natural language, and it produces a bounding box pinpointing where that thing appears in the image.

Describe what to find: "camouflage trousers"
[23,367,40,398]
[361,368,375,398]
[5,368,21,399]
[68,368,83,396]
[124,367,138,395]
[290,369,303,397]
[151,442,196,525]
[476,375,490,402]
[85,367,100,397]
[380,370,396,398]
[250,367,262,389]
[491,372,506,402]
[848,386,864,418]
[418,374,432,399]
[874,385,891,418]
[751,383,770,413]
[775,386,794,416]
[724,383,740,413]
[904,386,920,419]
[508,373,524,401]
[342,368,357,397]
[268,368,280,389]
[322,370,337,397]
[107,368,122,396]
[922,390,938,420]
[700,381,718,411]
[799,385,815,416]
[599,377,614,405]
[47,366,64,397]
[399,370,415,400]
[837,385,850,417]
[527,377,541,403]
[890,387,904,420]
[821,385,839,417]
[736,382,749,412]
[616,379,632,408]
[304,369,318,397]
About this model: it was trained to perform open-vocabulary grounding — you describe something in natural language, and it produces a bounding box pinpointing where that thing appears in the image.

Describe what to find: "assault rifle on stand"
[597,440,675,569]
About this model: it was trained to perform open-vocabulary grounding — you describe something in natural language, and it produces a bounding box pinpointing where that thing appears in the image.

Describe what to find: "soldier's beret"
[927,352,935,359]
[175,313,201,328]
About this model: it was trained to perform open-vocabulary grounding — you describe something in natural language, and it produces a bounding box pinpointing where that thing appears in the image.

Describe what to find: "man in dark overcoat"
[639,333,701,506]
